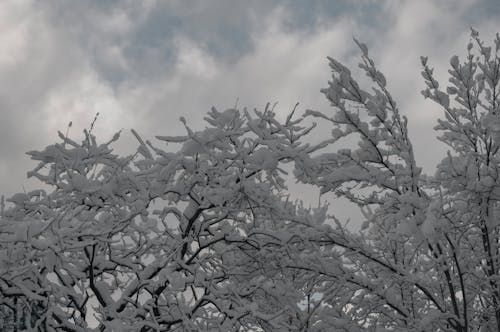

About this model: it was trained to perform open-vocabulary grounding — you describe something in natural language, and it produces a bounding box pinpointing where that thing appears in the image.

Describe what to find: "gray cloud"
[0,0,498,214]
[368,0,499,173]
[0,0,89,193]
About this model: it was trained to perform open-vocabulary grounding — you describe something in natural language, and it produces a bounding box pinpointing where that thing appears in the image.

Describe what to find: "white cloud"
[0,1,83,194]
[0,1,31,68]
[365,0,496,172]
[0,0,498,203]
[174,38,219,79]
[42,70,130,136]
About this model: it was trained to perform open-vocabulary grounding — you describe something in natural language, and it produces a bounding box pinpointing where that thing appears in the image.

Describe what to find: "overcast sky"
[1,0,499,213]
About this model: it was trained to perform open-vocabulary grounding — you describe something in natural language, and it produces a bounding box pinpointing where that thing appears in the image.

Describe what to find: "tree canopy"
[1,30,500,332]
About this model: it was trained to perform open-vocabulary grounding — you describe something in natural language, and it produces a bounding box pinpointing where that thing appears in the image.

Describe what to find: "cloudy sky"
[1,0,499,215]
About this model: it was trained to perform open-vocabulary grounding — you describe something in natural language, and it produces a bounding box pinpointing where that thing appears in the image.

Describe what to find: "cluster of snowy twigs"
[1,30,500,332]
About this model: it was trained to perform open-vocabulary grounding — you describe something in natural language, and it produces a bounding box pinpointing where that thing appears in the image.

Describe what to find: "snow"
[3,30,500,331]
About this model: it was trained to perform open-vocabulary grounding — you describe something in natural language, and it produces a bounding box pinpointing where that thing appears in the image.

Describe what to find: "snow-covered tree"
[2,29,500,332]
[287,30,500,331]
[0,105,324,331]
